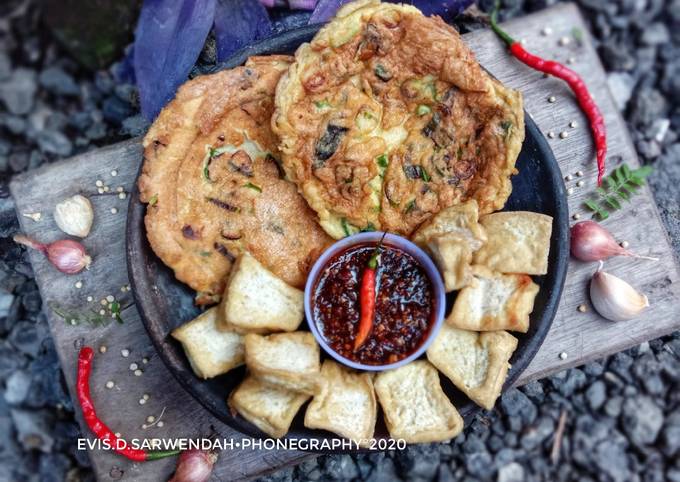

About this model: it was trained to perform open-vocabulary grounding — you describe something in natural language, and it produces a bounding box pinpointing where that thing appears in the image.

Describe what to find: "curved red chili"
[490,4,606,185]
[77,346,179,462]
[354,234,386,351]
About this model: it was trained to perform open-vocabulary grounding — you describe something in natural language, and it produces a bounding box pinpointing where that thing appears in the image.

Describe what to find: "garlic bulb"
[54,195,94,238]
[590,261,649,322]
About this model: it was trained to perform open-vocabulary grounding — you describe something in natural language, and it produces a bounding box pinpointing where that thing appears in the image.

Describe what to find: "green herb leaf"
[374,64,391,81]
[376,154,389,168]
[404,199,417,214]
[427,82,438,101]
[500,120,513,140]
[416,104,431,116]
[51,302,121,327]
[202,151,212,182]
[420,167,431,182]
[584,163,652,219]
[314,100,331,109]
[341,218,352,237]
[149,194,158,207]
[243,182,262,193]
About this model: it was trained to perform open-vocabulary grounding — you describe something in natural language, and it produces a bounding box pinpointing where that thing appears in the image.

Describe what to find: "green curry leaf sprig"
[583,164,653,220]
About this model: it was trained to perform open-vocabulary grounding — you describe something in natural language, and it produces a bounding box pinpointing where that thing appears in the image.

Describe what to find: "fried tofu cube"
[229,376,310,438]
[171,307,244,379]
[374,361,464,443]
[473,211,552,275]
[447,266,539,333]
[411,200,487,250]
[427,324,518,410]
[245,332,320,394]
[217,251,304,334]
[304,360,377,445]
[426,234,474,291]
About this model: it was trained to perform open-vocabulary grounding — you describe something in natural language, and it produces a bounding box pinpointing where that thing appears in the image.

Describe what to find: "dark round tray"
[126,24,569,451]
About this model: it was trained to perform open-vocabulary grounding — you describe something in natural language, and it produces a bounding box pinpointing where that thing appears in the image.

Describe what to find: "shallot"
[570,220,657,262]
[590,261,649,322]
[13,234,92,274]
[168,449,218,482]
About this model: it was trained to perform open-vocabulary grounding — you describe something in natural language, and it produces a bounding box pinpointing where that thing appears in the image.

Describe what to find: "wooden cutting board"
[9,3,680,480]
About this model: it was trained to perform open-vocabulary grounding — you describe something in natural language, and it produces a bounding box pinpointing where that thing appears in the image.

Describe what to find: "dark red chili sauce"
[312,243,435,365]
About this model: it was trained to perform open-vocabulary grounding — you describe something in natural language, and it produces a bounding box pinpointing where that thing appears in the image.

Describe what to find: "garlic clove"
[54,194,94,238]
[590,261,649,322]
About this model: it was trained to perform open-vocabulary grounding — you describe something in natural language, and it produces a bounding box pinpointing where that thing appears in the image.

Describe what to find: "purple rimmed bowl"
[304,231,446,371]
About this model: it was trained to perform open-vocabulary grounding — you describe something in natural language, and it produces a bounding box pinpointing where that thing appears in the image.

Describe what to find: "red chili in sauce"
[312,243,435,365]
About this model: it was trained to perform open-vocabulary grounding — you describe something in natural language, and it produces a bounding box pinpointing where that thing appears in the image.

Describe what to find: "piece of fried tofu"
[217,251,304,334]
[426,234,474,291]
[304,360,377,445]
[473,211,552,275]
[447,266,539,333]
[427,324,518,410]
[411,200,487,250]
[229,376,310,438]
[171,307,244,379]
[374,361,464,443]
[245,332,320,394]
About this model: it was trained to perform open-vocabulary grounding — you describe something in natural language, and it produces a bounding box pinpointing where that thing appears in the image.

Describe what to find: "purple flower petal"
[309,0,352,23]
[289,0,317,10]
[398,0,474,21]
[134,0,217,120]
[214,0,273,63]
[114,46,136,85]
[310,0,473,24]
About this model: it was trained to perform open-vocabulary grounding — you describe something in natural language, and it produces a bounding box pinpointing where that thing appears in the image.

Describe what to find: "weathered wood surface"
[8,3,680,481]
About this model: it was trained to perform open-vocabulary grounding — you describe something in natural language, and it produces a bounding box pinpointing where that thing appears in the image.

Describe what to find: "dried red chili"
[354,234,386,351]
[77,346,179,462]
[490,4,607,185]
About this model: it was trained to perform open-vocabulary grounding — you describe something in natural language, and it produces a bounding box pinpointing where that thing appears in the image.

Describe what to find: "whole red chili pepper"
[77,346,179,462]
[354,234,386,351]
[490,3,606,185]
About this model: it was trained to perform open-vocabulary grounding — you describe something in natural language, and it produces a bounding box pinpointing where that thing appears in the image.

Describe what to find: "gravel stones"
[551,368,587,397]
[497,462,525,482]
[501,388,538,426]
[38,67,79,97]
[465,451,494,479]
[35,129,73,157]
[0,68,37,115]
[4,369,31,405]
[640,22,670,45]
[592,438,631,482]
[10,408,54,453]
[607,72,635,111]
[520,416,555,450]
[662,413,680,456]
[0,290,13,319]
[585,380,606,411]
[621,395,664,447]
[630,88,670,127]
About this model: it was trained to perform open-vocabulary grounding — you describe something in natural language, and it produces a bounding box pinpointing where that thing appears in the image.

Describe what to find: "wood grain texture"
[8,3,680,480]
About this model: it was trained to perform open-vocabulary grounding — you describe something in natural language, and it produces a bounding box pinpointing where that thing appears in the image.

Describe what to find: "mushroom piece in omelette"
[139,56,332,302]
[272,0,525,239]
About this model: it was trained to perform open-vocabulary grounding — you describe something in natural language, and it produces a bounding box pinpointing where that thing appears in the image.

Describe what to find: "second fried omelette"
[139,56,332,302]
[272,0,525,239]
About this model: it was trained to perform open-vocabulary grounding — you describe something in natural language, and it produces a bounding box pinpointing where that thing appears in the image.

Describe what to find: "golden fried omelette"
[272,0,524,239]
[138,56,332,302]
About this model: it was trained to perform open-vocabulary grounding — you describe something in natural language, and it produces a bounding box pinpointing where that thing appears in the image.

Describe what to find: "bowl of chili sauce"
[305,232,446,371]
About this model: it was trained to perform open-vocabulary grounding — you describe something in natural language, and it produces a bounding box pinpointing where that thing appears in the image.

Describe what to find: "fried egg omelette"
[138,56,332,302]
[272,0,525,239]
